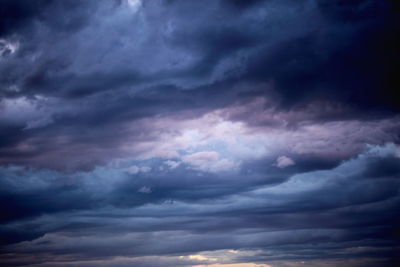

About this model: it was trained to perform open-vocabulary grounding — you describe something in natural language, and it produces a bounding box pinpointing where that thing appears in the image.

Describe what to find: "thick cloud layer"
[0,0,399,266]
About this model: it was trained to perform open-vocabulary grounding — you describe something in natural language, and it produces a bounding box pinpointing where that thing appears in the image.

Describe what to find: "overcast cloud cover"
[0,0,399,266]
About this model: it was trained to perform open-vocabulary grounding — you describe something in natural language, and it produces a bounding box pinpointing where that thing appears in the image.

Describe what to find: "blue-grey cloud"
[0,144,399,266]
[0,0,399,266]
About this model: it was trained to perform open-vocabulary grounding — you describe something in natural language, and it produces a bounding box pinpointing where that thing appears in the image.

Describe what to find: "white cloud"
[127,0,142,13]
[164,160,181,169]
[120,99,400,173]
[182,151,237,172]
[211,159,237,172]
[0,39,19,57]
[126,165,151,174]
[275,156,295,168]
[183,151,219,165]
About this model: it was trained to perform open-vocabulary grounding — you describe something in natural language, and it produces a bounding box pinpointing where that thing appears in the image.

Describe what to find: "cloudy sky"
[0,0,399,266]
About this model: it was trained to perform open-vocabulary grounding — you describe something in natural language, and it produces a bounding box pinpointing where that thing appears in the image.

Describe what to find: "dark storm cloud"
[0,0,98,37]
[1,0,398,103]
[0,0,49,37]
[1,0,399,266]
[241,0,400,109]
[0,155,294,225]
[0,0,399,170]
[0,144,399,266]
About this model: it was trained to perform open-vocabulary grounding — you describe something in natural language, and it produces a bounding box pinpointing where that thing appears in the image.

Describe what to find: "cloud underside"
[0,0,399,266]
[1,144,399,266]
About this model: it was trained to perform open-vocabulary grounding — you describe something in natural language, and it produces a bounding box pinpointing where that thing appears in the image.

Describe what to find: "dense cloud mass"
[0,0,399,266]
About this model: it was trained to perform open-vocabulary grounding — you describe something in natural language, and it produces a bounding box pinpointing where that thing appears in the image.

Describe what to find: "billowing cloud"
[0,144,399,266]
[275,156,295,168]
[0,0,399,266]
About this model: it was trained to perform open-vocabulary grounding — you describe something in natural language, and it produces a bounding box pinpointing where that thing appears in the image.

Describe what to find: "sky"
[0,0,399,266]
